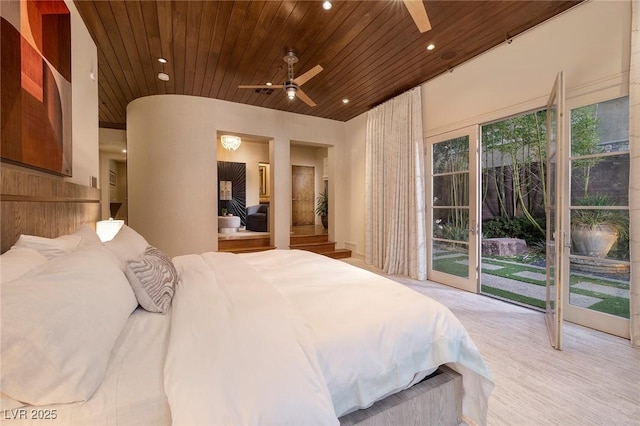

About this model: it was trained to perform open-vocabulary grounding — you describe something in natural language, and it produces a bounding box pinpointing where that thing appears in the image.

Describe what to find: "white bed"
[1,225,493,426]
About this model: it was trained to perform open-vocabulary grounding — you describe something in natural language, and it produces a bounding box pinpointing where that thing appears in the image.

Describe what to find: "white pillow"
[13,234,81,260]
[1,245,137,406]
[103,225,149,270]
[71,224,103,248]
[126,246,178,314]
[0,247,48,284]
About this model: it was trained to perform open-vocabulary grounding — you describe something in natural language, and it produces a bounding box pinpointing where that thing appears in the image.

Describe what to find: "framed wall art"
[1,0,73,176]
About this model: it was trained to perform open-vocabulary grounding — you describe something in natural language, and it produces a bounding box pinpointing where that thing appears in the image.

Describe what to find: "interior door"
[427,126,479,292]
[292,165,315,226]
[545,71,566,350]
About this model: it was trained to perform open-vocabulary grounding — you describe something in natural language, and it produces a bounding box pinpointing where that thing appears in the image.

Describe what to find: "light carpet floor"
[343,258,640,426]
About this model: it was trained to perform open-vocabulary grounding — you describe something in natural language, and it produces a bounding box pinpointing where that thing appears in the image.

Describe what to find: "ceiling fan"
[403,0,431,33]
[238,51,323,107]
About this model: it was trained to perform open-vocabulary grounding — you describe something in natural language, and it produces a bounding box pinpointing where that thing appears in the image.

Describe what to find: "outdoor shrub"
[434,220,469,242]
[482,216,545,246]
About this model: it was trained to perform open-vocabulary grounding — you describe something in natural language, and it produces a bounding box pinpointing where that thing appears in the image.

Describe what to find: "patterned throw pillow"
[125,246,178,314]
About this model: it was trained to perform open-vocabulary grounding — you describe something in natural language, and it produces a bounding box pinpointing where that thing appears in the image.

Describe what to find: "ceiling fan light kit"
[238,51,322,107]
[286,86,296,100]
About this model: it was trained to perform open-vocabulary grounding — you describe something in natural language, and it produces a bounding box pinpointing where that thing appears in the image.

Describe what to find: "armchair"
[246,204,269,232]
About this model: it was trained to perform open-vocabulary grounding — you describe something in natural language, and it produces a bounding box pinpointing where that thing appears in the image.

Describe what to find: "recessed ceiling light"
[157,72,170,81]
[122,149,127,153]
[323,1,332,10]
[427,43,436,51]
[266,82,273,86]
[342,98,349,104]
[158,57,167,64]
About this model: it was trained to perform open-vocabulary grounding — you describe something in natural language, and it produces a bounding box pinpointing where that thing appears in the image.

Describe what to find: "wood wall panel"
[1,167,101,253]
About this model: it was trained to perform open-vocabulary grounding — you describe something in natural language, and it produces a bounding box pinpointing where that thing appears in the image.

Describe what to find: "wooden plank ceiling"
[74,0,581,129]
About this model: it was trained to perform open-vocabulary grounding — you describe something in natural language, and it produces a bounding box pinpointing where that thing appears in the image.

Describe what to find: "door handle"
[468,219,478,235]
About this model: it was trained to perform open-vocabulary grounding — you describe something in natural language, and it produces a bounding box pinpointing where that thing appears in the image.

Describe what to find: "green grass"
[481,286,546,309]
[481,259,546,286]
[586,298,630,318]
[568,286,630,318]
[433,250,630,318]
[433,255,468,278]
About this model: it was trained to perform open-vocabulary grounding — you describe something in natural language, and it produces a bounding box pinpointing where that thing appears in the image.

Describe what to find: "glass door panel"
[566,96,630,338]
[427,126,479,292]
[479,109,547,310]
[545,71,565,350]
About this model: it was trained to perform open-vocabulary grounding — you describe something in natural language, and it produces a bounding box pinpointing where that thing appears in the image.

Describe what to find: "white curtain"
[630,0,639,347]
[365,87,426,280]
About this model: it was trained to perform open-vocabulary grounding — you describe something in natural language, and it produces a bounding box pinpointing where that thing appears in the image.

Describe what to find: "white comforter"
[171,249,493,426]
[166,253,338,426]
[241,249,494,424]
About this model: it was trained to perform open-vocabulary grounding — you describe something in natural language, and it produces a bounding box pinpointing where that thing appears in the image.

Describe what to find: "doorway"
[216,134,272,250]
[475,89,630,340]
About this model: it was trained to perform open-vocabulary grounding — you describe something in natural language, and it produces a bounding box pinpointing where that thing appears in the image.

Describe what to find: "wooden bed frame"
[0,166,463,425]
[0,166,101,253]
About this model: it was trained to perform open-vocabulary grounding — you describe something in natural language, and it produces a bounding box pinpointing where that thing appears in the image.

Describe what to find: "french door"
[426,79,630,343]
[564,96,631,338]
[427,126,480,293]
[545,72,567,350]
[544,75,631,344]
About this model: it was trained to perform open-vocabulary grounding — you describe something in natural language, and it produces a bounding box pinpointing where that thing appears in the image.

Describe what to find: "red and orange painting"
[1,0,72,176]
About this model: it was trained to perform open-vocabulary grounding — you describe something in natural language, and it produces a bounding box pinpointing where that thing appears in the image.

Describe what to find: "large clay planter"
[571,223,618,258]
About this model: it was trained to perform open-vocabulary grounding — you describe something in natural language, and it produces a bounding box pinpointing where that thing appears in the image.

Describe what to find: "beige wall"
[343,0,632,259]
[343,113,367,259]
[66,0,99,187]
[127,95,344,257]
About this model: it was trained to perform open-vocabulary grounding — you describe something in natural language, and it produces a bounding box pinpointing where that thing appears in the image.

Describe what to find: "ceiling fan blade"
[238,84,283,89]
[402,0,431,33]
[292,65,323,86]
[296,89,317,107]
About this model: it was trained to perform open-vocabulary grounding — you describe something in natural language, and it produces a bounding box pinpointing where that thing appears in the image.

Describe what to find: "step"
[324,249,352,259]
[218,236,271,250]
[219,246,276,254]
[290,234,328,245]
[290,241,336,254]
